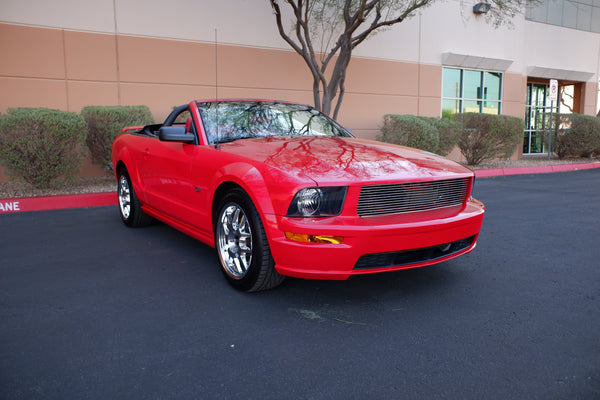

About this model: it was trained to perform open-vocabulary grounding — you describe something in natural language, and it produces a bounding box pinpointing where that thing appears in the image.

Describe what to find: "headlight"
[287,187,347,218]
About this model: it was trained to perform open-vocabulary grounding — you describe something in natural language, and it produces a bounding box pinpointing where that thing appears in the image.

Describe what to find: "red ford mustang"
[112,100,485,291]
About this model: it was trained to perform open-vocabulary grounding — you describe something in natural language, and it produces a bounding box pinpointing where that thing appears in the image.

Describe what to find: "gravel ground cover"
[0,156,598,199]
[0,176,115,199]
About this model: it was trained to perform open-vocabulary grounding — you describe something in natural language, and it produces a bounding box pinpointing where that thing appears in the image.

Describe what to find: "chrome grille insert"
[357,178,470,217]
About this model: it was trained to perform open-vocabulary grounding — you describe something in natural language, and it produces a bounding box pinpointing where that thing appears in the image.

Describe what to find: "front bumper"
[263,198,485,280]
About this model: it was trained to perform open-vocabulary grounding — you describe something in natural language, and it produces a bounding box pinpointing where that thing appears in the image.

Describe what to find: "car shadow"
[144,220,470,309]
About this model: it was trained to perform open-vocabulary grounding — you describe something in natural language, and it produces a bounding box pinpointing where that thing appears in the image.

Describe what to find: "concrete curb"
[2,162,599,214]
[473,162,600,178]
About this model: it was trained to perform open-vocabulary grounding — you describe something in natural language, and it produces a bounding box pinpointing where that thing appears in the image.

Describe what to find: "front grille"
[356,178,470,217]
[354,236,476,270]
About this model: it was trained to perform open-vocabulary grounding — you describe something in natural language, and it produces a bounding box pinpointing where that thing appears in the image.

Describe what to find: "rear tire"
[117,168,153,227]
[214,188,285,292]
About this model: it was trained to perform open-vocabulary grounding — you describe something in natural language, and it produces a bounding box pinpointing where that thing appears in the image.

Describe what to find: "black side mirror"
[158,126,195,143]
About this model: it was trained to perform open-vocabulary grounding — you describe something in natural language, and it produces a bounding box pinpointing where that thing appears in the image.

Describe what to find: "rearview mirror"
[158,126,195,143]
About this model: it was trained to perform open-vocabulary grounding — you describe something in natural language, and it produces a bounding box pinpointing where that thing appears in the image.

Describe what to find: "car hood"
[220,136,473,185]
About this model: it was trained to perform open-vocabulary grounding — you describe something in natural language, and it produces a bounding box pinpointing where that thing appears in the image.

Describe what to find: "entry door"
[524,83,558,155]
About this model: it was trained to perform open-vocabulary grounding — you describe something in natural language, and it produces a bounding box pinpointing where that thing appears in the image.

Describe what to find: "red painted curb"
[474,162,600,178]
[0,192,117,214]
[1,163,599,213]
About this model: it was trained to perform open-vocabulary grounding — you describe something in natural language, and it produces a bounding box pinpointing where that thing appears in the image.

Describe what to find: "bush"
[82,105,154,170]
[430,117,462,156]
[378,115,439,153]
[377,115,461,156]
[454,113,523,165]
[0,108,87,188]
[555,114,600,159]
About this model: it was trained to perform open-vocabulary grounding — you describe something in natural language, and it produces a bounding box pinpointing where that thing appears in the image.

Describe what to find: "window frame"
[441,67,503,115]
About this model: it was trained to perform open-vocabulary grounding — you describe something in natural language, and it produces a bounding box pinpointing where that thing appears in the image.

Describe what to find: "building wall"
[1,0,599,182]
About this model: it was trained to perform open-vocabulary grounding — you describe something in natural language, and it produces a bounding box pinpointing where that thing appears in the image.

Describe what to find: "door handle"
[143,149,150,156]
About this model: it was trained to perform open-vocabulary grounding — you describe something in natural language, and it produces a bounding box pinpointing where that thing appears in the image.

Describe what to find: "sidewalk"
[1,162,600,214]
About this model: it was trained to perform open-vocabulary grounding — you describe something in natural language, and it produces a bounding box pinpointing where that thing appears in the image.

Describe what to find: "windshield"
[196,101,351,144]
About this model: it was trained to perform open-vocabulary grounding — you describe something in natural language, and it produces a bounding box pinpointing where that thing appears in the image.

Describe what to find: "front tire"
[117,169,153,227]
[214,188,284,292]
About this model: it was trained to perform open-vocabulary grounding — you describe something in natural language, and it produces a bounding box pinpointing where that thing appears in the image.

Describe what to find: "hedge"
[378,115,440,154]
[82,105,154,170]
[555,113,600,159]
[454,113,523,165]
[0,108,87,188]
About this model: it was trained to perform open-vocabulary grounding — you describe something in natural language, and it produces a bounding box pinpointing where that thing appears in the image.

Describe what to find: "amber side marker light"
[285,232,344,244]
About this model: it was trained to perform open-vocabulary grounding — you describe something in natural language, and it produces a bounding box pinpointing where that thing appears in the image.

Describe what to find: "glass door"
[524,83,559,154]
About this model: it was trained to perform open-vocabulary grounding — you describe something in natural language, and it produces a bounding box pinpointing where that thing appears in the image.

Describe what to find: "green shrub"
[378,115,439,153]
[555,114,600,159]
[82,105,154,170]
[429,117,462,156]
[454,113,523,165]
[377,115,460,156]
[0,108,87,188]
[441,109,455,120]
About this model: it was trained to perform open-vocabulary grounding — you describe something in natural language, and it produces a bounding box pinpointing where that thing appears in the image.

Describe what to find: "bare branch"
[269,0,528,119]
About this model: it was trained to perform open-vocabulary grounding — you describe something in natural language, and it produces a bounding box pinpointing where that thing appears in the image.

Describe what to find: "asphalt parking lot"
[1,169,599,400]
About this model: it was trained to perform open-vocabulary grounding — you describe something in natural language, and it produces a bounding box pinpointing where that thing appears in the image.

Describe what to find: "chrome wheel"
[216,203,253,280]
[118,175,131,220]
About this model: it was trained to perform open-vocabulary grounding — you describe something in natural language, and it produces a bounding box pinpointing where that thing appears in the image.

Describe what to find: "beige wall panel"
[119,83,215,122]
[114,0,282,49]
[0,77,67,112]
[117,36,215,86]
[353,18,421,62]
[503,73,526,104]
[218,45,311,91]
[502,101,526,119]
[524,21,599,76]
[0,0,115,33]
[215,86,314,106]
[346,58,418,96]
[67,81,119,112]
[418,97,442,117]
[418,2,526,72]
[352,129,381,141]
[337,94,418,133]
[0,23,65,79]
[583,81,598,116]
[419,64,442,98]
[64,31,117,81]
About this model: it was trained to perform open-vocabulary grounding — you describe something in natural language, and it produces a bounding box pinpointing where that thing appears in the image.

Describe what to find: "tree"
[269,0,527,119]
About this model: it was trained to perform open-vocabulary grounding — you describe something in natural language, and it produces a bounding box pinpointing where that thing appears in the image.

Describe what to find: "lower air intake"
[354,235,476,270]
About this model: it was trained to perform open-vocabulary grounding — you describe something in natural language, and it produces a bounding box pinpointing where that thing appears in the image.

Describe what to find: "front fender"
[210,162,278,217]
[112,136,147,204]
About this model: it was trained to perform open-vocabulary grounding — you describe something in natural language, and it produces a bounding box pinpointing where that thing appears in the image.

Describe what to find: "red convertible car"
[112,100,485,291]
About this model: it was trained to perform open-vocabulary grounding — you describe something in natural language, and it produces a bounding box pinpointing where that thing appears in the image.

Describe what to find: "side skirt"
[141,204,215,248]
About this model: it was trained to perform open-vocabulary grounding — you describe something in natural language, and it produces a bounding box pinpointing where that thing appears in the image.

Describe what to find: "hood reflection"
[222,136,470,184]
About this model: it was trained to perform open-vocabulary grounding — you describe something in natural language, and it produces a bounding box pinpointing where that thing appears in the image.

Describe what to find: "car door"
[137,107,197,223]
[137,139,195,222]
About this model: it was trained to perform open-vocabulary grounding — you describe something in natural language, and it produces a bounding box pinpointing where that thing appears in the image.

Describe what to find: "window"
[526,0,600,33]
[442,68,502,115]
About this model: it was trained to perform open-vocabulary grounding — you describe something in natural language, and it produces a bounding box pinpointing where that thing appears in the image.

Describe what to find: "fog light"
[285,232,344,244]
